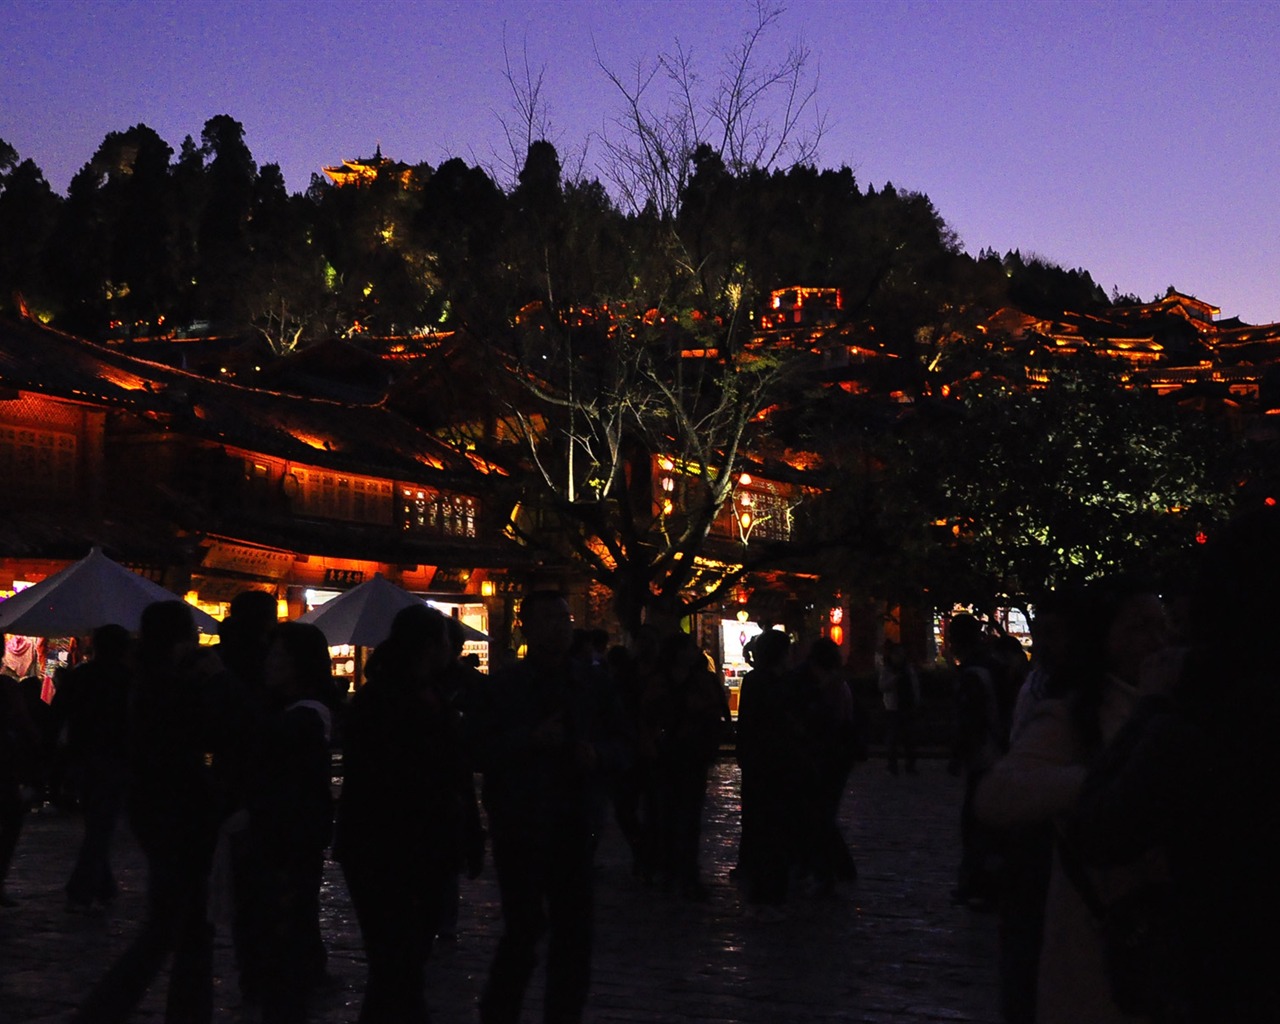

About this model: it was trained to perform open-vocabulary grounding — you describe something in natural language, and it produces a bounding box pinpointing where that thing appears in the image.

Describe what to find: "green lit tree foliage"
[307,157,443,340]
[889,349,1241,611]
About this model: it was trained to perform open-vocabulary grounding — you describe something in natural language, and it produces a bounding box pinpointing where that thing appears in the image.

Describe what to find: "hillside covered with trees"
[0,8,1248,627]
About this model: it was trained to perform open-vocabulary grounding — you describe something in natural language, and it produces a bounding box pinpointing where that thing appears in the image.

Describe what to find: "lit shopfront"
[719,616,764,718]
[301,586,490,687]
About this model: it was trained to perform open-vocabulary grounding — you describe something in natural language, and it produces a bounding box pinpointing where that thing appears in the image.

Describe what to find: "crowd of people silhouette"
[2,505,1279,1023]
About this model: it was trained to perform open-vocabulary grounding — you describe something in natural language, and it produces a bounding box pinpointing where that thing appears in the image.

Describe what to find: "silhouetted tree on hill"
[1001,249,1109,317]
[49,124,180,339]
[0,138,61,319]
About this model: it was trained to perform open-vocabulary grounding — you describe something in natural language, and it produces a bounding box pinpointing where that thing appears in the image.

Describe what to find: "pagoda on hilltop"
[322,145,413,187]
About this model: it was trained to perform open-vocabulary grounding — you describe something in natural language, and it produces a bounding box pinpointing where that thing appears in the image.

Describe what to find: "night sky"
[4,0,1278,323]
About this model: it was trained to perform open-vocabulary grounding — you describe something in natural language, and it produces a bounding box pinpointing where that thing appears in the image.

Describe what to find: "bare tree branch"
[495,29,554,188]
[596,0,826,215]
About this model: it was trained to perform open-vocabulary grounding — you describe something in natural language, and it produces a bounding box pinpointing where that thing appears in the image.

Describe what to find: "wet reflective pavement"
[1,760,999,1023]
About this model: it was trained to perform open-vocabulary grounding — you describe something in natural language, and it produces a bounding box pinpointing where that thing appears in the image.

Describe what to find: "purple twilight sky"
[3,0,1279,324]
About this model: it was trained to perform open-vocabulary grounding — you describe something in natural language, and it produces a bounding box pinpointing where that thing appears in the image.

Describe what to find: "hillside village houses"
[4,283,1280,690]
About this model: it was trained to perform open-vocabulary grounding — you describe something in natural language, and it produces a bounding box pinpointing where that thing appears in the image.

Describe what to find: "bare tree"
[495,304,808,634]
[597,0,826,217]
[255,299,307,355]
[471,4,831,634]
[494,31,555,188]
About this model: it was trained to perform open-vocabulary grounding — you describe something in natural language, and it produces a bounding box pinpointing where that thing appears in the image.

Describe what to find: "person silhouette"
[473,591,629,1024]
[792,637,859,894]
[947,613,1008,909]
[733,628,801,917]
[246,621,338,1024]
[73,601,247,1024]
[216,588,279,1006]
[429,615,485,943]
[878,639,920,775]
[0,648,40,908]
[650,631,730,901]
[1067,508,1280,1023]
[333,604,470,1024]
[976,579,1170,1024]
[53,623,133,912]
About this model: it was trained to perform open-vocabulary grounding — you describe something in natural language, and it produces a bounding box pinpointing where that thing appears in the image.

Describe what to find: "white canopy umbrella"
[426,603,488,644]
[0,547,220,637]
[296,573,422,648]
[297,573,487,648]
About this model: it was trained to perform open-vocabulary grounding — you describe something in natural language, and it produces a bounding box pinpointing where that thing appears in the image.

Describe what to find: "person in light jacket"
[975,579,1169,1024]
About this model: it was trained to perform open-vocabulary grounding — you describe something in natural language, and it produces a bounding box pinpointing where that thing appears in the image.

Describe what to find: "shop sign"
[202,541,293,579]
[323,568,365,588]
[432,567,472,592]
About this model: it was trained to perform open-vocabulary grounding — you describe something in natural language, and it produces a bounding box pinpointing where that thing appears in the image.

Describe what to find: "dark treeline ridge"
[0,117,1117,352]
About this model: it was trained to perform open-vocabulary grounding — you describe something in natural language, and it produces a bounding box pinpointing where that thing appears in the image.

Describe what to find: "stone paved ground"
[0,759,1000,1024]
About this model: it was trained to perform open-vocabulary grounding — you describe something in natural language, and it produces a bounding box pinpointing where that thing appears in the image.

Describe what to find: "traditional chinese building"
[0,317,529,670]
[9,280,1280,681]
[321,145,414,188]
[979,289,1280,404]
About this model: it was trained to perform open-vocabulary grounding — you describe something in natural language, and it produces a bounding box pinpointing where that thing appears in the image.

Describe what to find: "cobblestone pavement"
[1,759,1000,1024]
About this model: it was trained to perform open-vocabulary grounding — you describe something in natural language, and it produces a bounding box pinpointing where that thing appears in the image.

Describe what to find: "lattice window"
[293,467,393,524]
[2,393,80,431]
[400,487,439,532]
[400,488,479,538]
[713,483,794,543]
[0,424,77,498]
[749,491,793,541]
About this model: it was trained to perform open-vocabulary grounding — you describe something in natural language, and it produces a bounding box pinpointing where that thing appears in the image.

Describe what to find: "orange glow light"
[290,430,331,451]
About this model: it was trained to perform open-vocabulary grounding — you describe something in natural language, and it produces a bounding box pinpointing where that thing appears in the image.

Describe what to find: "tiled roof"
[0,317,485,486]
